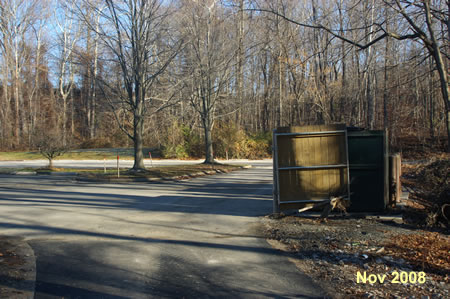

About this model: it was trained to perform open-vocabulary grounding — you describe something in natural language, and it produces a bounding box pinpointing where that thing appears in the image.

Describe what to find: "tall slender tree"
[181,0,235,163]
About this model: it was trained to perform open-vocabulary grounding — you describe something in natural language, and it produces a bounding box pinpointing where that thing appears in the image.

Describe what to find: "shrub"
[213,122,242,159]
[79,137,113,149]
[162,144,189,159]
[234,135,270,159]
[161,121,203,158]
[160,120,272,160]
[182,125,204,157]
[35,127,72,169]
[213,122,271,159]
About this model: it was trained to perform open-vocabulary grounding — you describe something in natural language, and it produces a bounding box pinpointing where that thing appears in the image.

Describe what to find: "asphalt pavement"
[0,162,326,298]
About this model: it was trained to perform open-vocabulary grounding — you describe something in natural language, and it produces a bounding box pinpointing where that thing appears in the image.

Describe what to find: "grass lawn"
[0,164,242,180]
[78,164,240,179]
[0,148,157,161]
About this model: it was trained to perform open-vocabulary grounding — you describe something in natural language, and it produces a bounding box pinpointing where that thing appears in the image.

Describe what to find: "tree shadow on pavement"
[0,180,272,217]
[28,236,324,299]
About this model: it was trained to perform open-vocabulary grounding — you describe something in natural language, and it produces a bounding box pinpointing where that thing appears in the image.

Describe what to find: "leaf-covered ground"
[384,233,449,279]
[402,157,449,228]
[263,216,449,298]
[262,153,449,298]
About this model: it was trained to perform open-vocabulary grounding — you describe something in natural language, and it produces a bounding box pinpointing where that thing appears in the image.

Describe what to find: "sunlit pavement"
[0,163,325,298]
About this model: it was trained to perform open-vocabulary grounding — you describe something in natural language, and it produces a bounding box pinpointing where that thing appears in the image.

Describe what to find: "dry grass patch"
[79,164,242,180]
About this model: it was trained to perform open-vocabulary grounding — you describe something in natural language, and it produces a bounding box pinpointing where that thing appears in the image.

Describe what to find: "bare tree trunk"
[90,17,100,139]
[85,23,92,139]
[14,45,20,146]
[71,87,75,136]
[424,0,450,151]
[365,0,376,129]
[338,0,346,122]
[29,27,42,147]
[383,3,390,131]
[202,116,214,164]
[235,0,244,129]
[133,108,145,170]
[428,57,435,140]
[86,8,101,140]
[1,59,10,148]
[56,4,77,147]
[62,95,67,145]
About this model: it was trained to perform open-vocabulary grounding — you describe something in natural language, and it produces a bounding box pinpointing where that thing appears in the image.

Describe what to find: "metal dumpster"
[347,129,389,212]
[272,126,388,213]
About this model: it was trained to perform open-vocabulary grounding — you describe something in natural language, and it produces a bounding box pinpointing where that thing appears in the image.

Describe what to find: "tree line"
[0,0,448,169]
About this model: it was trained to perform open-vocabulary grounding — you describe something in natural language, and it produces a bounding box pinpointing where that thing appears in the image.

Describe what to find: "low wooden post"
[389,154,401,206]
[117,154,120,178]
[272,130,280,214]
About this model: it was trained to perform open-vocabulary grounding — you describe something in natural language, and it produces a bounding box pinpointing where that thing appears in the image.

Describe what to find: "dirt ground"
[262,215,449,298]
[0,239,21,295]
[0,236,34,298]
[262,154,449,298]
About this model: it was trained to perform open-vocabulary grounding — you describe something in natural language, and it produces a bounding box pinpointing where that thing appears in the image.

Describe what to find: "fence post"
[117,154,120,178]
[149,152,153,167]
[272,129,280,214]
[389,153,401,206]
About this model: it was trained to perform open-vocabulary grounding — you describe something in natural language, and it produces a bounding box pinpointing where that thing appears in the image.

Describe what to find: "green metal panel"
[347,130,388,212]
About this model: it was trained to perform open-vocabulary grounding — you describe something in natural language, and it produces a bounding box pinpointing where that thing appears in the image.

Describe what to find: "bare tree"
[0,0,447,156]
[234,0,245,129]
[26,11,48,147]
[77,1,103,140]
[249,0,450,150]
[78,0,182,171]
[54,1,79,146]
[36,126,70,169]
[0,0,38,147]
[181,0,236,163]
[389,0,449,151]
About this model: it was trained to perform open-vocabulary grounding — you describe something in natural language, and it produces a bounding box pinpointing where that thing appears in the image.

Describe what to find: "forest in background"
[0,0,448,167]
